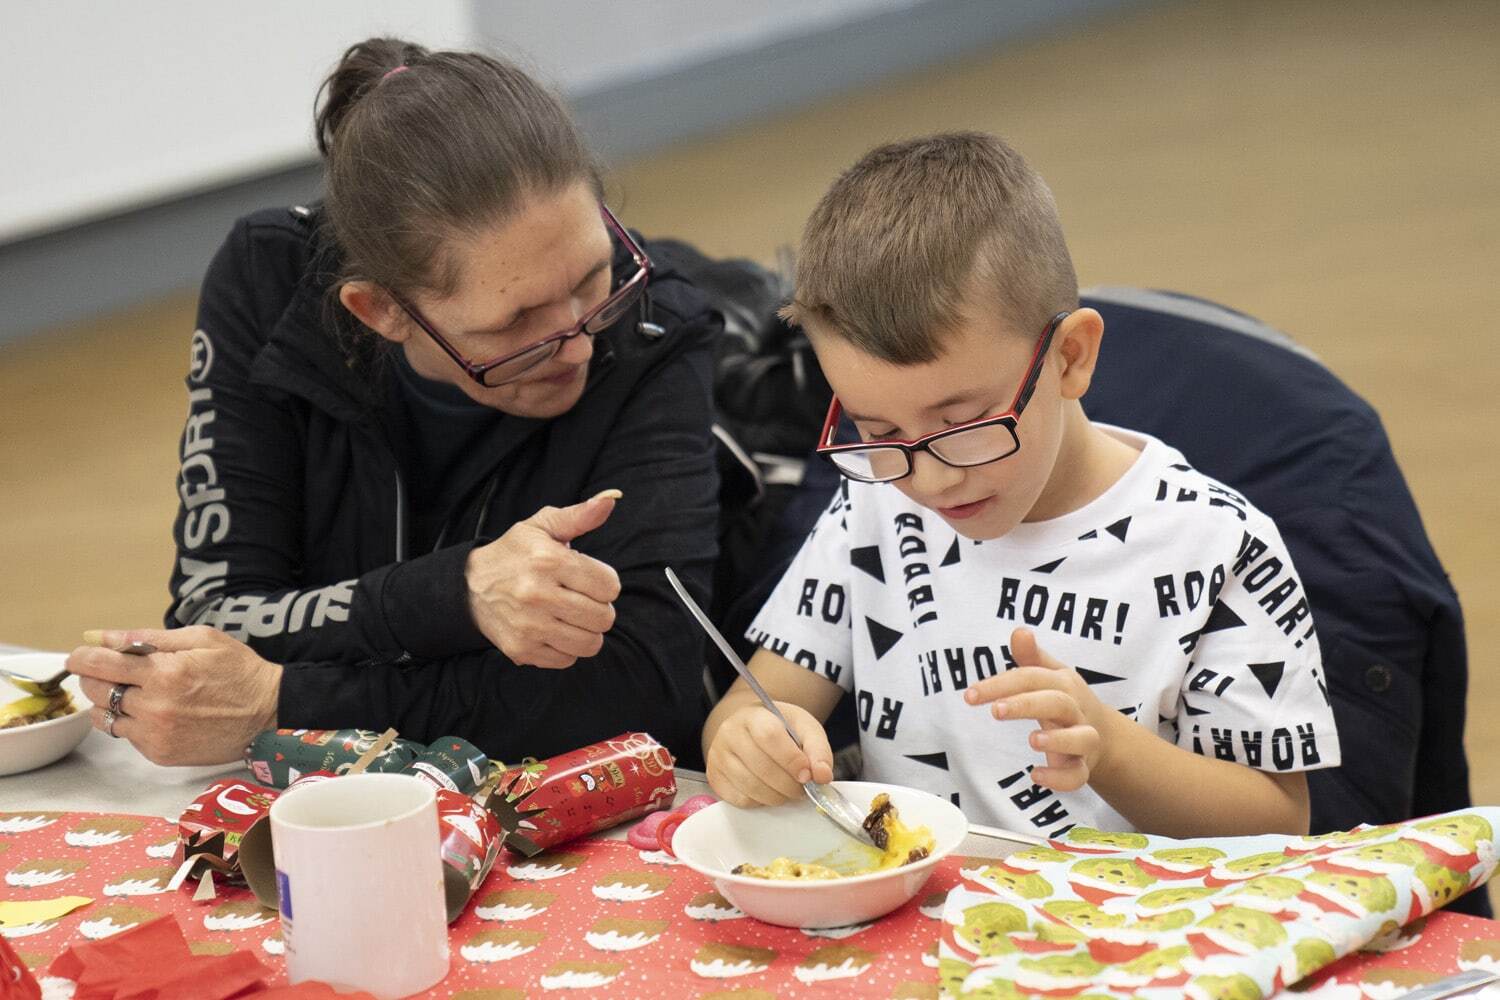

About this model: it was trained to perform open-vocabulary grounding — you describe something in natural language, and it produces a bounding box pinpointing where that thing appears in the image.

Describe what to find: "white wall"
[0,0,920,244]
[0,2,473,243]
[485,0,921,94]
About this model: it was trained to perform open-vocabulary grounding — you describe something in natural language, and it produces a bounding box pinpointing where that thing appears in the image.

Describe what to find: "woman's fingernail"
[964,689,978,704]
[592,488,623,502]
[797,769,811,784]
[992,702,1008,719]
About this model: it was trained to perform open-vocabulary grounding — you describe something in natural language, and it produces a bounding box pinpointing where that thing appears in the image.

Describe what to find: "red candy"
[656,811,688,857]
[678,795,716,815]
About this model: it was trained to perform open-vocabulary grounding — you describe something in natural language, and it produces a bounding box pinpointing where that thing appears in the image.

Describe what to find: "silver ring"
[102,708,120,738]
[108,683,128,716]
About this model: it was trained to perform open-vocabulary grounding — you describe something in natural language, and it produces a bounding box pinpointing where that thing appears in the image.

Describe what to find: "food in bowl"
[0,658,95,777]
[1,689,77,729]
[669,781,969,929]
[732,793,935,880]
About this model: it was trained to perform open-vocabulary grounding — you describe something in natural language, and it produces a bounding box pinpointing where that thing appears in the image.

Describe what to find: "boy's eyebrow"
[458,257,611,337]
[845,389,986,424]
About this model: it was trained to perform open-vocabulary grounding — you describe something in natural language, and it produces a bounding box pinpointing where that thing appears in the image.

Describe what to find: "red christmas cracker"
[490,732,675,855]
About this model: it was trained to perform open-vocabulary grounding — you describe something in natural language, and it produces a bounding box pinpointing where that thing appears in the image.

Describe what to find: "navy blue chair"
[1080,288,1476,838]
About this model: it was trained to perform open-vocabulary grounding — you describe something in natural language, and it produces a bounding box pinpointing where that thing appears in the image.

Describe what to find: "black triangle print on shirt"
[1105,516,1132,543]
[1031,557,1067,574]
[1076,666,1126,686]
[1201,600,1247,634]
[905,752,950,771]
[865,616,904,659]
[850,545,885,583]
[940,537,962,567]
[1177,600,1246,654]
[1078,529,1098,540]
[1249,661,1285,698]
[1183,702,1212,716]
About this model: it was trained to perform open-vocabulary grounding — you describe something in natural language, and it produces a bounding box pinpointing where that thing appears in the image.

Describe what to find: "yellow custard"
[733,793,935,881]
[0,691,76,729]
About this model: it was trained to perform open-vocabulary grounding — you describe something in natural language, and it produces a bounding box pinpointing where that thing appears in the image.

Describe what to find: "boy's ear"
[339,281,410,344]
[1054,308,1105,401]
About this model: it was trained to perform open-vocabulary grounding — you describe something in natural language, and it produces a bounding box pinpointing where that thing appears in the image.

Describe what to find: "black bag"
[644,240,834,674]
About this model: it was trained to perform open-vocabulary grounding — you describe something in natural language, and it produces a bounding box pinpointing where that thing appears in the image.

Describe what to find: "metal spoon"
[0,660,71,696]
[664,567,879,848]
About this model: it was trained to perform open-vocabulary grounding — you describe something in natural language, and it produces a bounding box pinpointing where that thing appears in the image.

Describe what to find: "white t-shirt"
[747,426,1341,836]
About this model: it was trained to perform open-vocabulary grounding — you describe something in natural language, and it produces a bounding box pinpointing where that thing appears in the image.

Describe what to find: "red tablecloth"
[4,810,1498,997]
[1,810,952,997]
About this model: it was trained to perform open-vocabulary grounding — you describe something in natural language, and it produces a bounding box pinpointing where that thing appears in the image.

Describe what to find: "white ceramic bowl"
[0,654,94,776]
[670,780,967,928]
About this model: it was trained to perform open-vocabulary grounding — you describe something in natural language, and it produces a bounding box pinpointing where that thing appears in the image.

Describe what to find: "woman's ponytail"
[314,37,429,157]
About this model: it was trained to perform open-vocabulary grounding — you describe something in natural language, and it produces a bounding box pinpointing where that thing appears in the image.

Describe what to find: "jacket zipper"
[393,468,408,564]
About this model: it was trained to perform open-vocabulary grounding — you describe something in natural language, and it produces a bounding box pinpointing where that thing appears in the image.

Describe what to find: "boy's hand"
[706,701,835,808]
[964,628,1112,792]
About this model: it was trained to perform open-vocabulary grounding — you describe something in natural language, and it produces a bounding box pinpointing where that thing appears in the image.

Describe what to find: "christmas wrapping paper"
[938,808,1500,998]
[246,729,422,788]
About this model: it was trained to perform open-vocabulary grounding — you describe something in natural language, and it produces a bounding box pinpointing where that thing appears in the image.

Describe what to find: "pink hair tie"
[381,65,410,81]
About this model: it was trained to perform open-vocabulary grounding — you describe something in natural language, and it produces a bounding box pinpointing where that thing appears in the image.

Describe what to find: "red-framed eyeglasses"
[816,311,1071,483]
[390,204,653,388]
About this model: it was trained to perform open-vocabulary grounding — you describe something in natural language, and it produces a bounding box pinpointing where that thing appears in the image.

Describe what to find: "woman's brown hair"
[315,37,602,300]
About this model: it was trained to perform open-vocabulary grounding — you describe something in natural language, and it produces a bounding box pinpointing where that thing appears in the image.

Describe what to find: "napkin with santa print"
[938,807,1500,999]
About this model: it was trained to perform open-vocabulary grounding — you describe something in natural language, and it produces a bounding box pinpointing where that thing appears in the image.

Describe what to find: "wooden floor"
[3,0,1496,807]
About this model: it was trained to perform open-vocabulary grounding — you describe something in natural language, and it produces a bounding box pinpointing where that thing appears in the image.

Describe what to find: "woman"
[67,38,721,766]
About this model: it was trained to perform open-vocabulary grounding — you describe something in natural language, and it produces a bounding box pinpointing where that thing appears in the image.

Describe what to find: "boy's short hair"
[785,132,1078,364]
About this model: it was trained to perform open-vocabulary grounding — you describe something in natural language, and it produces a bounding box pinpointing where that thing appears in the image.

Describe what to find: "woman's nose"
[556,327,595,365]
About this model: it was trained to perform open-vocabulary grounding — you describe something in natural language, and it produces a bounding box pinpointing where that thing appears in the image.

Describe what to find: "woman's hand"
[963,627,1112,792]
[67,626,282,766]
[465,489,623,669]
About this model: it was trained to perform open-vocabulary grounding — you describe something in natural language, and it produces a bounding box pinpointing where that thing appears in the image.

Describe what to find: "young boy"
[702,133,1339,837]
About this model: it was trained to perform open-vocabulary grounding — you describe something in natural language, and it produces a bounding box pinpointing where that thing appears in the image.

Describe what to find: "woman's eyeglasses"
[390,204,652,388]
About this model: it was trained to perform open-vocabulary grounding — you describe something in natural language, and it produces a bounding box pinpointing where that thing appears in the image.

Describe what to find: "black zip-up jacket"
[167,205,720,763]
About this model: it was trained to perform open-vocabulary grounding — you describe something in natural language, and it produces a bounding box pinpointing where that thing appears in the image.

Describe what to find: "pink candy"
[625,795,716,851]
[626,808,670,850]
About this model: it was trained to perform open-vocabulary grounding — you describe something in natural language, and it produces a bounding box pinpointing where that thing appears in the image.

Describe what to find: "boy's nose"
[906,450,965,500]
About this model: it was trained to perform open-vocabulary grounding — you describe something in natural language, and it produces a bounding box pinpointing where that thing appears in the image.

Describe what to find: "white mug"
[270,773,450,998]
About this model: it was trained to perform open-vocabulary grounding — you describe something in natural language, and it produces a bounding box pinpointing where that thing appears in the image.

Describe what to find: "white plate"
[0,653,94,776]
[670,780,967,928]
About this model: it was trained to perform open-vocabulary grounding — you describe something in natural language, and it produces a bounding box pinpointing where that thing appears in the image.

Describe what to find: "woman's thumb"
[532,489,622,543]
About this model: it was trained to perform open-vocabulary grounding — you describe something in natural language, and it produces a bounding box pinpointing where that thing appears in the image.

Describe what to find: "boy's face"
[810,300,1094,541]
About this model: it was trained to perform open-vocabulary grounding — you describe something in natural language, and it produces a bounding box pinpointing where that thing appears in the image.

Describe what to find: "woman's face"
[388,180,615,418]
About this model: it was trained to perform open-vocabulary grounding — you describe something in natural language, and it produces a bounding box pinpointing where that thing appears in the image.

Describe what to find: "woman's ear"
[1055,308,1105,401]
[339,281,409,343]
